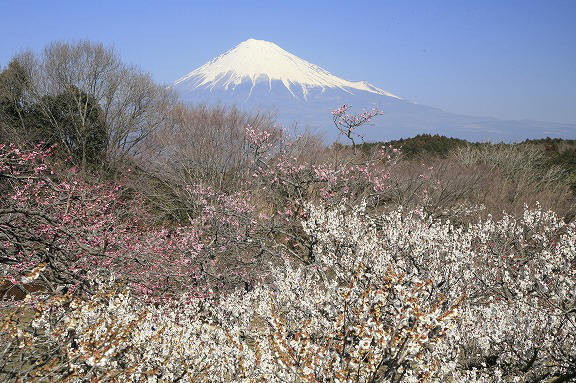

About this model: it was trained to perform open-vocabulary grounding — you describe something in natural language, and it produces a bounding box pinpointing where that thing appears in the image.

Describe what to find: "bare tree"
[143,104,277,186]
[2,41,174,171]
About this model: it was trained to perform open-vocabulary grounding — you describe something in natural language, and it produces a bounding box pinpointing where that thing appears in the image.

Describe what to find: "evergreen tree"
[29,87,108,167]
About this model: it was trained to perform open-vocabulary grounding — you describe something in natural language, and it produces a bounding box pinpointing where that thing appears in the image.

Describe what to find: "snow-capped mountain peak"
[174,38,400,99]
[173,39,576,142]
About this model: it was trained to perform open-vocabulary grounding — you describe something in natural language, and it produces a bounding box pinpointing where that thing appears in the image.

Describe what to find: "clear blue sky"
[1,0,575,124]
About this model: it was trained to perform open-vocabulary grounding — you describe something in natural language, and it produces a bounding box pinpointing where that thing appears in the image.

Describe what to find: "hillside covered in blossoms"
[1,42,576,382]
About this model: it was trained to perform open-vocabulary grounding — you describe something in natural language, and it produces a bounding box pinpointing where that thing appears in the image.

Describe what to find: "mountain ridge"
[173,39,576,142]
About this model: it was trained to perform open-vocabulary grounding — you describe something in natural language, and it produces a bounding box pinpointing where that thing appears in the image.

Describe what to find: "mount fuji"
[173,39,575,142]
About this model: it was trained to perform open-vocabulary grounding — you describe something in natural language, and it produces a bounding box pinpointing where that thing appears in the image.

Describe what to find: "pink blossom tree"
[0,144,207,301]
[331,104,383,149]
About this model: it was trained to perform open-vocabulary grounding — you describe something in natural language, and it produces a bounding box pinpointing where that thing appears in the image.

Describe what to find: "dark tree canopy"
[0,61,108,167]
[30,87,108,166]
[1,41,173,174]
[0,59,30,140]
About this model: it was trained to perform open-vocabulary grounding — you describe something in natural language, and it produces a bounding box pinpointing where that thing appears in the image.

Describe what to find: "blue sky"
[1,0,575,124]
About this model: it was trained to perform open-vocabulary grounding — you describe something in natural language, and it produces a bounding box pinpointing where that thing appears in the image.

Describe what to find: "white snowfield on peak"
[174,38,401,99]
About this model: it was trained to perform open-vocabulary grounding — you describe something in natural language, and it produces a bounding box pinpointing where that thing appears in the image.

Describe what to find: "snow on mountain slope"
[173,39,576,142]
[174,38,400,99]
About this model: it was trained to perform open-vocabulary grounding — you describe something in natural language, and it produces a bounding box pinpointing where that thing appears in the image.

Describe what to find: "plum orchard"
[3,202,573,382]
[0,144,206,300]
[1,107,575,382]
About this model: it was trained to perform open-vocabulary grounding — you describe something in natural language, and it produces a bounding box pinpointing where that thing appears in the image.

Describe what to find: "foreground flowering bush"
[0,144,207,300]
[303,202,576,381]
[3,252,459,382]
[2,199,574,382]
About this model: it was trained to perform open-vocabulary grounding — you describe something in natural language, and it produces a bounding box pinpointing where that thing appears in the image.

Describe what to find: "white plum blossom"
[3,202,575,382]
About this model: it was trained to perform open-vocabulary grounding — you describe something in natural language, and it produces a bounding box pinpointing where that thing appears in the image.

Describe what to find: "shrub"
[0,144,207,300]
[2,200,574,382]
